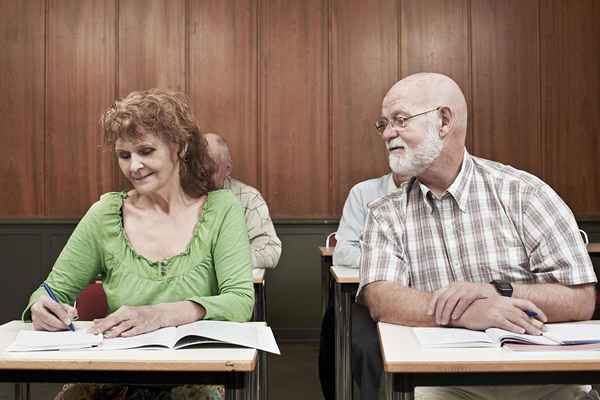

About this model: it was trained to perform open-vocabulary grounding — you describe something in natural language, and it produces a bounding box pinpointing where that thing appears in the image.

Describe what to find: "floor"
[0,342,325,400]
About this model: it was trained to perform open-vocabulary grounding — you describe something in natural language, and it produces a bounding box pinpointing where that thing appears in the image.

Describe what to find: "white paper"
[6,329,102,352]
[413,327,497,348]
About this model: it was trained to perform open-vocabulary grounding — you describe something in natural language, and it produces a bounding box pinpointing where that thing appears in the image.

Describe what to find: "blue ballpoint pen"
[41,282,75,331]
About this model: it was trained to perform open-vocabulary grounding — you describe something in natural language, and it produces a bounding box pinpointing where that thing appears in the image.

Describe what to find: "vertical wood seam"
[185,0,190,96]
[113,0,121,189]
[467,0,474,155]
[537,0,544,180]
[397,0,402,79]
[257,0,264,194]
[43,0,49,217]
[327,0,334,217]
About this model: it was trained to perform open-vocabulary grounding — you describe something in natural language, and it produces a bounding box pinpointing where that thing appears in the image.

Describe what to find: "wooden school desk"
[331,266,359,400]
[252,268,268,400]
[0,321,259,400]
[378,321,600,400]
[320,246,334,317]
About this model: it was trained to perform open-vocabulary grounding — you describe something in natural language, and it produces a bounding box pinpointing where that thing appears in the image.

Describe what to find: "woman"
[24,89,254,399]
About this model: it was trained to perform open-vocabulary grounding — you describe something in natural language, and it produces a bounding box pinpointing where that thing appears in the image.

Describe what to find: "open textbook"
[413,323,600,349]
[7,320,280,354]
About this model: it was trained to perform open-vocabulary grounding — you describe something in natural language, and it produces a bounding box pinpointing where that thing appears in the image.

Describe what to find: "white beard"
[388,122,444,176]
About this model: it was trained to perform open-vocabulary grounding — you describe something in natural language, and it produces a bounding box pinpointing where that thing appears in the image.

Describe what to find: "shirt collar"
[414,150,473,213]
[385,173,402,195]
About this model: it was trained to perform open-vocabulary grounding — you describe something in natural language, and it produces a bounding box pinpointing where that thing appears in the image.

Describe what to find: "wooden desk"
[0,321,257,400]
[320,246,334,317]
[331,266,359,400]
[252,268,268,400]
[379,322,600,400]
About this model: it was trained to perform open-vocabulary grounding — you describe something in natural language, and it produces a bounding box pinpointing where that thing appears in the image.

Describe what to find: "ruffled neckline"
[113,191,211,267]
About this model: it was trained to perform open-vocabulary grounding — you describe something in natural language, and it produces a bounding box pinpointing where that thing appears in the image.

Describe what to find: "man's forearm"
[513,283,596,322]
[362,281,436,326]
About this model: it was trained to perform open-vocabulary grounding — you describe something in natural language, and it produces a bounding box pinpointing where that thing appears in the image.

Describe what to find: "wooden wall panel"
[400,0,471,147]
[189,0,258,187]
[331,0,398,216]
[118,0,186,94]
[471,0,541,176]
[260,0,329,218]
[46,0,116,217]
[541,0,600,216]
[0,0,45,217]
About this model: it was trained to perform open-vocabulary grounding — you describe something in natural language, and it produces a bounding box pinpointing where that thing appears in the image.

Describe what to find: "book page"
[413,327,497,348]
[97,327,177,350]
[542,323,600,345]
[174,320,280,354]
[485,328,557,346]
[6,328,102,352]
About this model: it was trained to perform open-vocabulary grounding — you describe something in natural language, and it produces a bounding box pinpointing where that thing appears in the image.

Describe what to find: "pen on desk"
[41,282,75,331]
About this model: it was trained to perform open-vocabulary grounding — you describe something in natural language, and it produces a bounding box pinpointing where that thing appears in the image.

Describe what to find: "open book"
[7,320,280,354]
[413,323,600,349]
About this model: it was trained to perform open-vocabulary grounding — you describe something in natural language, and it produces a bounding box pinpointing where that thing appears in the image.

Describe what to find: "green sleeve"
[191,198,255,322]
[22,203,104,320]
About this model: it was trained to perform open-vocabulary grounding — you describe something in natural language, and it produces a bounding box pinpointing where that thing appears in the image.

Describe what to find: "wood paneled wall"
[1,0,599,219]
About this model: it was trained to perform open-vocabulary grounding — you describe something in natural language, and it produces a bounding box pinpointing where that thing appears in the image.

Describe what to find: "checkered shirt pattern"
[224,177,282,269]
[358,152,596,296]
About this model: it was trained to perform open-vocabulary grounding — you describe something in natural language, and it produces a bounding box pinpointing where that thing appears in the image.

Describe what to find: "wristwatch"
[490,280,513,297]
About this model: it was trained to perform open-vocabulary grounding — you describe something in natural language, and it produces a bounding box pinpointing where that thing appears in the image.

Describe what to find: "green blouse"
[23,190,254,322]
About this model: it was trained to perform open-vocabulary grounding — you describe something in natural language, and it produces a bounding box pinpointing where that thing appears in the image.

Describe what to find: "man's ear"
[225,161,233,178]
[439,106,454,138]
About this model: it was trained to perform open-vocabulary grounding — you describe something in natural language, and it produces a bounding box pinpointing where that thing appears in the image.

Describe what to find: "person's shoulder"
[349,174,389,193]
[207,189,239,208]
[471,155,546,191]
[87,191,125,216]
[228,177,261,197]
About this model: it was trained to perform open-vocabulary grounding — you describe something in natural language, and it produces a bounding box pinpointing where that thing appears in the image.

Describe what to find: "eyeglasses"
[374,106,441,135]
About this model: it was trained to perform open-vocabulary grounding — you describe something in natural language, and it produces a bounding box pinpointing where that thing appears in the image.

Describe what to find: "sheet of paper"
[6,328,102,352]
[175,320,281,354]
[98,327,176,350]
[413,327,496,348]
[543,324,600,345]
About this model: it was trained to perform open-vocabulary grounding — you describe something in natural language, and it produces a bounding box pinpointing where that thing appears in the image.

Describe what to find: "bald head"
[204,133,232,188]
[383,73,468,142]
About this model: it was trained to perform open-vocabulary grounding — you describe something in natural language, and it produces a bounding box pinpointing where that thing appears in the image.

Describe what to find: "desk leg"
[14,383,30,400]
[334,282,353,400]
[226,371,253,400]
[385,373,414,400]
[321,256,331,318]
[256,281,268,400]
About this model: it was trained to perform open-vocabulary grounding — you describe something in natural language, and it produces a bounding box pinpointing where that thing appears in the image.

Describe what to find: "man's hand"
[428,281,497,325]
[452,297,547,335]
[90,305,164,338]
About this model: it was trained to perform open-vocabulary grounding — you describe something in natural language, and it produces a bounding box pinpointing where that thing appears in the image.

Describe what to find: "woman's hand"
[31,295,78,331]
[90,305,165,338]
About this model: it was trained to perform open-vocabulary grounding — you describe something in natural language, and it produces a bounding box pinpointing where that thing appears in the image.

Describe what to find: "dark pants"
[351,302,383,400]
[318,302,383,400]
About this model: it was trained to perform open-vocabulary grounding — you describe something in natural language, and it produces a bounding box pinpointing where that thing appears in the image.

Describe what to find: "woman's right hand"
[31,295,78,331]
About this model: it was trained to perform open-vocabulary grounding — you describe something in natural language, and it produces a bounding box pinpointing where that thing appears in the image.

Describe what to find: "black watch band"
[490,279,513,297]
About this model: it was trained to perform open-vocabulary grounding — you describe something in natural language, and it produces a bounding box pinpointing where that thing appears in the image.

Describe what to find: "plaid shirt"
[224,177,282,269]
[358,152,596,295]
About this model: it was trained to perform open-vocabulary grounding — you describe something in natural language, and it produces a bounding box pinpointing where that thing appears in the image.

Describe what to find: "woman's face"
[114,132,180,195]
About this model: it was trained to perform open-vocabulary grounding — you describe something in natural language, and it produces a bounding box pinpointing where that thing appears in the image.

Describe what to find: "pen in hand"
[41,282,75,331]
[526,310,545,333]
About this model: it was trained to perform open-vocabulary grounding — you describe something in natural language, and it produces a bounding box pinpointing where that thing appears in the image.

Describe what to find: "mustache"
[387,138,407,151]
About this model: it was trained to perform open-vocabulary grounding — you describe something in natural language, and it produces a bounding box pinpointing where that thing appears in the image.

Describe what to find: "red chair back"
[76,281,108,320]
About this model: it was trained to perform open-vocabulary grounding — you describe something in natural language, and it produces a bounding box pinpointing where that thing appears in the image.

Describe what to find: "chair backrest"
[325,231,337,248]
[580,229,589,246]
[76,281,108,321]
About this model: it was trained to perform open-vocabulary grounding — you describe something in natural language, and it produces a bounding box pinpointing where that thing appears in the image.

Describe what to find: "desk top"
[331,266,359,284]
[378,322,600,374]
[588,243,600,254]
[253,268,265,284]
[319,246,334,257]
[0,321,256,372]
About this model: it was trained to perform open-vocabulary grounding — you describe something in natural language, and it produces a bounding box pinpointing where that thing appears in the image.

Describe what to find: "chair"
[325,231,337,248]
[76,280,108,320]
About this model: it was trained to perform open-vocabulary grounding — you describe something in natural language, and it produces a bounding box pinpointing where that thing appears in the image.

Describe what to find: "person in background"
[319,156,406,399]
[25,89,254,400]
[204,132,282,270]
[359,72,597,400]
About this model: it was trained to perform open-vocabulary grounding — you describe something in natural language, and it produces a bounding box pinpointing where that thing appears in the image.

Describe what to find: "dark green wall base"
[1,219,598,343]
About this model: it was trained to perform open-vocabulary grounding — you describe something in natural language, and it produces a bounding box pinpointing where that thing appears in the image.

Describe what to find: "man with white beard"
[357,72,597,400]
